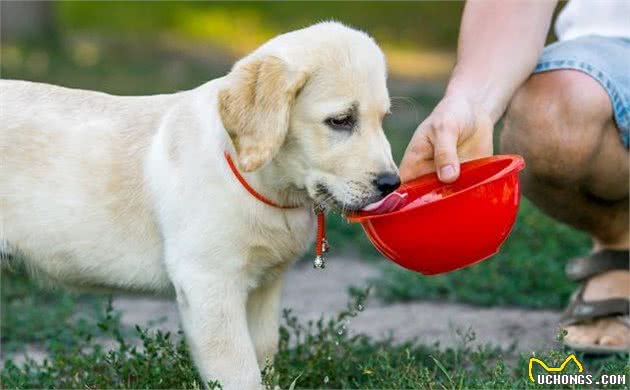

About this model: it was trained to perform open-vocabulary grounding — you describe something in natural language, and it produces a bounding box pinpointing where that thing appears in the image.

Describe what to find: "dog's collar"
[224,151,296,209]
[224,151,329,269]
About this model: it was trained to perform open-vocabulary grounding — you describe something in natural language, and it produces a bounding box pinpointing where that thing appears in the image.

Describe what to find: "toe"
[599,334,623,346]
[564,323,600,345]
[595,319,630,347]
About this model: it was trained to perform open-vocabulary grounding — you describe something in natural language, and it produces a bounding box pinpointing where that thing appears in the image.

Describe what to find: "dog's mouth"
[312,183,382,214]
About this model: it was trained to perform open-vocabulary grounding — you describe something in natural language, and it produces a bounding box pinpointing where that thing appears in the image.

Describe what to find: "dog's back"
[0,80,174,291]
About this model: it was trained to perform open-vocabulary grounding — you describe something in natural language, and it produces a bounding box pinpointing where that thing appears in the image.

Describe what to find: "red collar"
[224,151,329,269]
[224,151,297,209]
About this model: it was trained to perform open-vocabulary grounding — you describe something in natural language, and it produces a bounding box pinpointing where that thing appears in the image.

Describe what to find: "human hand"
[399,94,494,183]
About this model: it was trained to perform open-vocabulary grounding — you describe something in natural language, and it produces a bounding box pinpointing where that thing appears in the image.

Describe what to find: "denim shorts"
[534,35,630,148]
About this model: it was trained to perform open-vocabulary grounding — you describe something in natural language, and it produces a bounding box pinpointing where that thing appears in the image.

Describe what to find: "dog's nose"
[373,172,401,197]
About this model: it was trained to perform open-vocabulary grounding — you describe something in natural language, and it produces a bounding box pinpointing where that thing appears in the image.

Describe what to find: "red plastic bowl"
[347,155,525,275]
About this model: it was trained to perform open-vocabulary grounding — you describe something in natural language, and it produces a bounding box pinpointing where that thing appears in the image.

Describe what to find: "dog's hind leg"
[246,272,285,367]
[166,255,262,390]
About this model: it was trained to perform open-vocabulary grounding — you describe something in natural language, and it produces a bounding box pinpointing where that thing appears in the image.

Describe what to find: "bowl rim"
[347,154,525,223]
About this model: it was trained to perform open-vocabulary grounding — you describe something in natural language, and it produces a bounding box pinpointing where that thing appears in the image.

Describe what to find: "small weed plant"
[2,289,627,389]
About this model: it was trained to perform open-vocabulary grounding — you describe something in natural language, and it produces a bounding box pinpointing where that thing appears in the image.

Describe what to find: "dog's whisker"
[390,95,420,122]
[342,189,351,215]
[390,95,417,108]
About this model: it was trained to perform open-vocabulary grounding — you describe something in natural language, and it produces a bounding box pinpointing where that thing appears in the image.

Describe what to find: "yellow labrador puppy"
[0,22,398,388]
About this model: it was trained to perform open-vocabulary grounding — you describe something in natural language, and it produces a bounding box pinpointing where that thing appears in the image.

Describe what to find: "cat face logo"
[528,354,584,382]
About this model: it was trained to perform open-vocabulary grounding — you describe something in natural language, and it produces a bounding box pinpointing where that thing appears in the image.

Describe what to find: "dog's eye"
[325,115,355,131]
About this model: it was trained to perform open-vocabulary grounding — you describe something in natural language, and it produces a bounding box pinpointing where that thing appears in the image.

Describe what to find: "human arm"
[399,0,558,182]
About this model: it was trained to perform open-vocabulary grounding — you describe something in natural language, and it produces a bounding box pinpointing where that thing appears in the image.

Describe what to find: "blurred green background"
[2,0,588,355]
[1,1,464,95]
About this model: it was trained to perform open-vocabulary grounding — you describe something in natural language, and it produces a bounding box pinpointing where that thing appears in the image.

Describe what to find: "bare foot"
[564,270,630,348]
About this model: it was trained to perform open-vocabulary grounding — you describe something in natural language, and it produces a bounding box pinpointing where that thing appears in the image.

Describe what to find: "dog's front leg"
[167,262,261,389]
[247,272,284,367]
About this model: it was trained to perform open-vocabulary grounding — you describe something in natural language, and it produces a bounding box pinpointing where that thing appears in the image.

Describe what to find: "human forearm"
[447,0,557,122]
[400,0,559,183]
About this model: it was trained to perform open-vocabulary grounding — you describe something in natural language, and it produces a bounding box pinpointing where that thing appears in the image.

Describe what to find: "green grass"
[0,269,113,353]
[2,288,628,389]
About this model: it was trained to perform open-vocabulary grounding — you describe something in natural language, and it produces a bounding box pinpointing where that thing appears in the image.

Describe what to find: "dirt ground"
[4,256,562,366]
[114,257,562,353]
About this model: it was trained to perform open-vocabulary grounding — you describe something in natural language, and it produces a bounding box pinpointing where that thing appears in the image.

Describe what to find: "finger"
[431,126,460,183]
[399,128,434,182]
[400,159,436,183]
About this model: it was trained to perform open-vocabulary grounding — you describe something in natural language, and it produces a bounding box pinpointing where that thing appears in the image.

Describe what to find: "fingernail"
[439,165,455,180]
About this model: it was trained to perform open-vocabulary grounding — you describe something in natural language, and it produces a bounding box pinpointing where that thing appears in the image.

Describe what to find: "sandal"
[560,249,630,354]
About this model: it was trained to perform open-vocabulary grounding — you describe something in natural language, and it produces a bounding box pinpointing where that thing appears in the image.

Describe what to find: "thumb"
[431,129,460,183]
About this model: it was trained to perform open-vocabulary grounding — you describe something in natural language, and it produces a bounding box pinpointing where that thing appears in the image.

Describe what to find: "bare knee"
[500,70,613,184]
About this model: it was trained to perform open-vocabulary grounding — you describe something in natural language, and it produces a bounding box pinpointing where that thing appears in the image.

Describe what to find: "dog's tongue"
[361,192,408,214]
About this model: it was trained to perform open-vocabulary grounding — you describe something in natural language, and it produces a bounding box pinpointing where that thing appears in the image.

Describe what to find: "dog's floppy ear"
[219,55,308,172]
